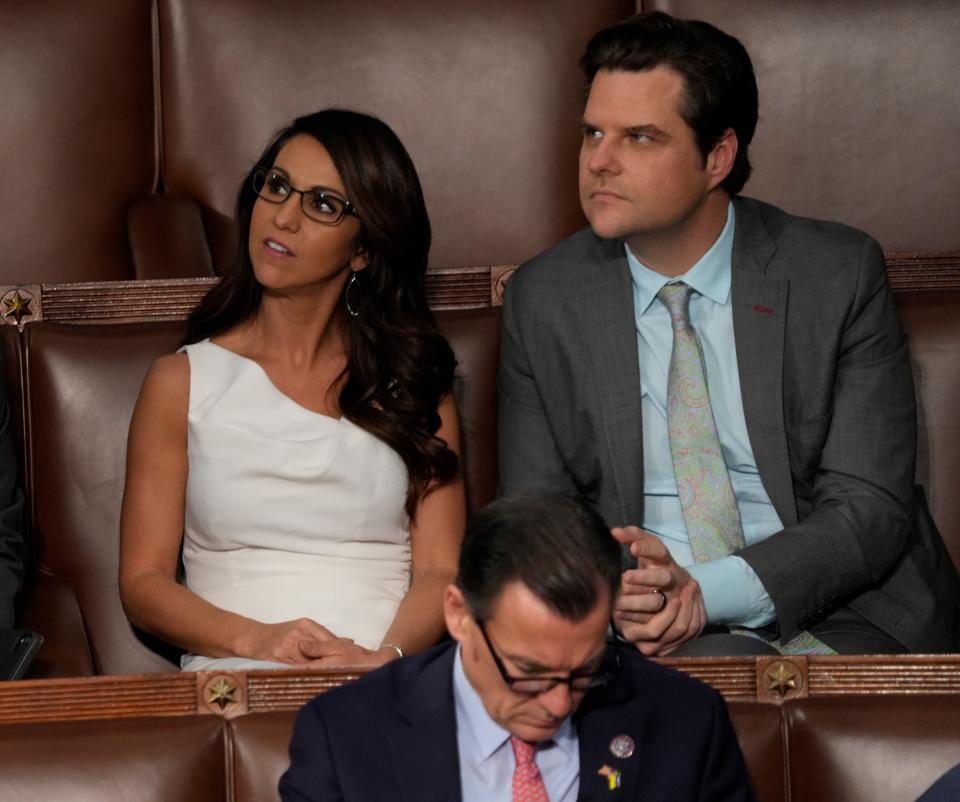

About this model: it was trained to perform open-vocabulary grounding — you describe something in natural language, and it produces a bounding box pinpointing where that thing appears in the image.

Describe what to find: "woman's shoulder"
[139,352,190,413]
[128,353,189,444]
[152,347,190,376]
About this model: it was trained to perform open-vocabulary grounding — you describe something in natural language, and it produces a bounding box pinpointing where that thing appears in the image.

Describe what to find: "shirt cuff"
[688,555,776,628]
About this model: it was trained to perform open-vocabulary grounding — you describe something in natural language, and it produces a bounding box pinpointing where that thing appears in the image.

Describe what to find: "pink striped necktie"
[510,736,550,802]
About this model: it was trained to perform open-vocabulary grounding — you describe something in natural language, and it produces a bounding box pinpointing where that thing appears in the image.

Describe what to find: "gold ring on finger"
[649,588,667,613]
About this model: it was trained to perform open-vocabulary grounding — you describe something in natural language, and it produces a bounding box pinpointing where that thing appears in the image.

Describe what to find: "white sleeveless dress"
[179,339,411,672]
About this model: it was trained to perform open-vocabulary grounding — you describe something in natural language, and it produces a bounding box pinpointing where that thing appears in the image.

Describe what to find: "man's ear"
[706,128,738,191]
[349,245,369,273]
[444,585,470,643]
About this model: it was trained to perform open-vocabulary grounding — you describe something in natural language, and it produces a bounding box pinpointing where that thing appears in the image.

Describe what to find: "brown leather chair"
[2,0,634,284]
[26,322,186,675]
[4,1,957,285]
[644,0,960,253]
[230,711,298,802]
[439,307,501,512]
[0,716,227,802]
[896,291,960,572]
[786,695,960,802]
[726,702,786,802]
[9,691,952,802]
[22,307,499,676]
[156,0,632,276]
[0,0,156,284]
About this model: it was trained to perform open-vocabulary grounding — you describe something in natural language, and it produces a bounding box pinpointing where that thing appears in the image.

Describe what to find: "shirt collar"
[625,200,736,316]
[452,645,578,763]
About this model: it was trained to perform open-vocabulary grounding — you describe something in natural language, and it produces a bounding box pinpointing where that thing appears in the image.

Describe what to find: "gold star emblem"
[493,266,517,304]
[205,677,239,710]
[2,290,33,326]
[765,662,800,697]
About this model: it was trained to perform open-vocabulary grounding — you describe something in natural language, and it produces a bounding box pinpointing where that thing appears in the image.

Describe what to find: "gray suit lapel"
[579,238,645,527]
[731,199,797,525]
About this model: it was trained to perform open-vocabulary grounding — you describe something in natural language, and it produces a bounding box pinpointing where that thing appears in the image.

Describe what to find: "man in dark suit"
[498,12,960,656]
[280,494,754,801]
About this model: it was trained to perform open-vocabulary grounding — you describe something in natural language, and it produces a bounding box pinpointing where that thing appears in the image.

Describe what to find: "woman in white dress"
[119,110,465,671]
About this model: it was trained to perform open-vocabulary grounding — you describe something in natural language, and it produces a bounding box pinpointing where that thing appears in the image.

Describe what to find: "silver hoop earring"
[345,272,360,318]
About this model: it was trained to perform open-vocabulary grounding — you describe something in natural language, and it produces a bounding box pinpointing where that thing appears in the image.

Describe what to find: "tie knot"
[510,736,538,766]
[657,282,693,325]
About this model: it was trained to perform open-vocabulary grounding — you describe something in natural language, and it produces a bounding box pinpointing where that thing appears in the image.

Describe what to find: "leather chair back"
[437,307,500,512]
[644,0,960,252]
[2,0,635,284]
[27,322,186,674]
[786,695,960,802]
[230,711,297,802]
[0,716,227,802]
[156,0,632,274]
[0,0,155,283]
[897,291,960,571]
[726,702,786,802]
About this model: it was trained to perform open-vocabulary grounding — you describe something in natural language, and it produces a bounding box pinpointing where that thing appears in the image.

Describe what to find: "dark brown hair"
[184,109,458,514]
[581,11,758,195]
[457,494,622,623]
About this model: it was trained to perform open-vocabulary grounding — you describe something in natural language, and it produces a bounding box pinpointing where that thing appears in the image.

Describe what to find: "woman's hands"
[242,618,342,664]
[298,638,400,669]
[243,618,401,668]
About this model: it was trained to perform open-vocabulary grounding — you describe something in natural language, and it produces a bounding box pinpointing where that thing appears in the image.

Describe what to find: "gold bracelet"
[380,642,404,659]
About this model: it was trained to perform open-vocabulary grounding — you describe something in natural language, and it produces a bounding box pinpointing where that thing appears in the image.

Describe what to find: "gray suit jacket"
[498,196,960,651]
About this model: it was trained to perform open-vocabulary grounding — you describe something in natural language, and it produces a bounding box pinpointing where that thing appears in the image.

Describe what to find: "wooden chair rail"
[1,655,959,725]
[0,251,956,328]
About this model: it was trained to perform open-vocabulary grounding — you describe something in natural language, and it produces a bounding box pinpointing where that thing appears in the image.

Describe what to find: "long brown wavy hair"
[183,109,458,515]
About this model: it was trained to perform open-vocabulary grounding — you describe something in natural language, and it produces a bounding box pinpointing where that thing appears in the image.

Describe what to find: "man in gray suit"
[498,12,960,656]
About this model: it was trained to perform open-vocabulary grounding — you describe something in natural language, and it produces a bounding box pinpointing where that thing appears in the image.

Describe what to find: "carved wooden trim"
[425,266,491,309]
[806,654,960,695]
[38,278,215,324]
[2,656,960,725]
[757,657,807,703]
[245,668,363,711]
[0,285,41,329]
[885,250,960,292]
[655,658,760,700]
[198,672,248,719]
[0,673,197,723]
[491,264,517,305]
[659,654,960,701]
[0,250,954,327]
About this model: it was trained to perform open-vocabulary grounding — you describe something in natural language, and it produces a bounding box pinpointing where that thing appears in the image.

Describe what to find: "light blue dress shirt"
[453,647,579,802]
[625,202,778,628]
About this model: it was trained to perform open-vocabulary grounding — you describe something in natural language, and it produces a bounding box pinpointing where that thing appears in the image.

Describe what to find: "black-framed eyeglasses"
[252,168,359,225]
[476,619,621,695]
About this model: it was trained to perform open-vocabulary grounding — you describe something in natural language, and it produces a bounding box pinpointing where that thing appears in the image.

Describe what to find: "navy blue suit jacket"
[280,642,755,801]
[916,764,960,801]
